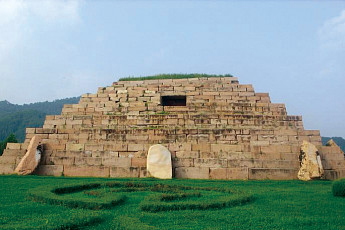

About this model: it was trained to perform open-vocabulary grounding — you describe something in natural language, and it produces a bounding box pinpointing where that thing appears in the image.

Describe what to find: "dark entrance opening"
[161,96,186,106]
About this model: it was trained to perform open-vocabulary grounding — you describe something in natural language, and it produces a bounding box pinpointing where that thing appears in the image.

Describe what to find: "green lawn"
[118,73,233,81]
[0,175,344,229]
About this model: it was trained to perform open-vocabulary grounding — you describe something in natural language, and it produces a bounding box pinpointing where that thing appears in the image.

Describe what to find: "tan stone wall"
[1,77,344,179]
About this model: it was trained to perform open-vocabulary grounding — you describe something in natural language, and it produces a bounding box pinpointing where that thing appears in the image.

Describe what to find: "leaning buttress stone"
[15,135,43,175]
[298,140,324,181]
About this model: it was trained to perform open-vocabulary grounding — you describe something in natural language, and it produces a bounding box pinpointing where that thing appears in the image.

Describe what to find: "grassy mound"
[332,178,345,197]
[118,73,233,81]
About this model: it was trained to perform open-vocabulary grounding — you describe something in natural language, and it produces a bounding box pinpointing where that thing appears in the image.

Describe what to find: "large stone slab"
[14,136,43,175]
[147,144,172,179]
[35,165,63,176]
[64,165,110,177]
[0,164,15,174]
[326,139,345,155]
[249,168,298,180]
[297,140,324,181]
[110,166,139,178]
[175,167,209,179]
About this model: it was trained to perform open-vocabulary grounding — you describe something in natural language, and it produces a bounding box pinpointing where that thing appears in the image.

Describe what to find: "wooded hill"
[0,97,80,142]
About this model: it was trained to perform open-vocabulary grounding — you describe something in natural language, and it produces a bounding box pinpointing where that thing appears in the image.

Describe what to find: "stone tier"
[1,77,344,180]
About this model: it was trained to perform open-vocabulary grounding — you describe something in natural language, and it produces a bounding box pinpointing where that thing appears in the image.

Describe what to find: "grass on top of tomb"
[1,175,345,230]
[118,73,233,81]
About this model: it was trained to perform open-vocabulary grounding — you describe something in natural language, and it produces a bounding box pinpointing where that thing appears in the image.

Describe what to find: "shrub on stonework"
[332,178,345,197]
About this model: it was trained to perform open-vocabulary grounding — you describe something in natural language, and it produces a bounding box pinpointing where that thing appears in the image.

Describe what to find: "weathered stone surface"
[297,141,324,181]
[0,77,344,180]
[175,167,209,179]
[326,139,345,155]
[227,167,249,180]
[147,144,172,179]
[249,168,298,180]
[323,169,345,180]
[35,165,63,176]
[210,168,227,180]
[14,136,42,175]
[64,165,110,177]
[0,164,15,174]
[110,167,139,178]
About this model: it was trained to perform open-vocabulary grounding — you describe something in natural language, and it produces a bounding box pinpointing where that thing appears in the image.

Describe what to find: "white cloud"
[317,10,345,78]
[29,0,81,23]
[318,9,345,50]
[0,0,82,103]
[0,0,81,24]
[0,0,24,63]
[0,0,81,62]
[0,0,24,26]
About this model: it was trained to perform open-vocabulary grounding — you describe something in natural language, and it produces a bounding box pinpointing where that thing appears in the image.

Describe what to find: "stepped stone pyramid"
[1,75,345,179]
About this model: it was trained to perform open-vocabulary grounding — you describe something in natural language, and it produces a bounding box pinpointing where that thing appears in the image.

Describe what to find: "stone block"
[322,160,345,170]
[45,157,75,165]
[250,141,270,146]
[0,164,15,174]
[64,165,110,177]
[249,168,298,180]
[280,153,298,161]
[102,157,131,167]
[228,159,262,168]
[168,143,192,152]
[260,146,278,154]
[85,144,104,151]
[6,143,21,150]
[44,143,66,151]
[119,152,136,158]
[0,156,17,164]
[323,169,345,180]
[211,144,242,153]
[194,158,227,168]
[219,151,240,160]
[210,168,227,180]
[319,146,344,156]
[192,143,211,152]
[126,135,148,141]
[128,144,144,151]
[262,160,299,169]
[131,158,146,167]
[66,143,85,151]
[110,167,139,178]
[227,167,249,180]
[252,151,278,160]
[1,149,25,157]
[35,165,63,176]
[175,167,209,179]
[176,151,199,159]
[132,151,147,158]
[104,143,128,152]
[172,158,194,167]
[321,153,345,162]
[75,157,102,166]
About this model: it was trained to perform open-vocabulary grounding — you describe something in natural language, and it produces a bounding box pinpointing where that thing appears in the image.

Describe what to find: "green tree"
[0,133,18,156]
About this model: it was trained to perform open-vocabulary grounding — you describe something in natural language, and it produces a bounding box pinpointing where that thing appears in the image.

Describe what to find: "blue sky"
[0,0,344,137]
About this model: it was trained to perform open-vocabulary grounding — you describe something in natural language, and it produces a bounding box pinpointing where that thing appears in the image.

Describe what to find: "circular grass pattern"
[28,181,255,212]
